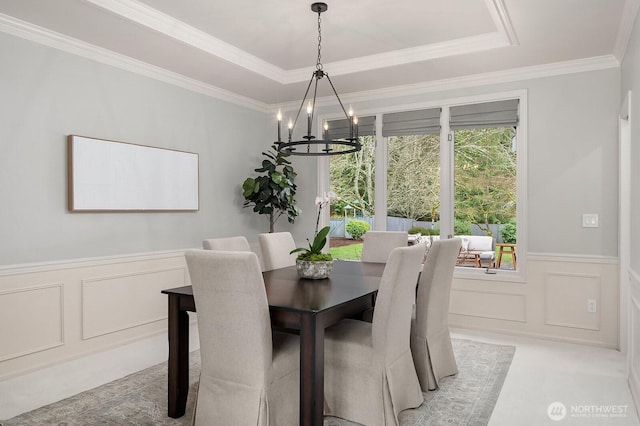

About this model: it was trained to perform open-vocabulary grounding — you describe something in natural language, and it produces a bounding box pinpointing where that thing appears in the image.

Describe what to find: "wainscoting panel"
[449,254,618,348]
[629,269,640,409]
[0,251,188,380]
[450,289,526,322]
[544,272,601,330]
[0,284,64,361]
[82,267,186,340]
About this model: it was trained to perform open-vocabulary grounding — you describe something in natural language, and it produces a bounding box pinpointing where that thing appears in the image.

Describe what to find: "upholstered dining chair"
[258,231,297,271]
[185,250,300,425]
[323,244,425,426]
[202,235,250,251]
[360,231,409,263]
[410,237,462,391]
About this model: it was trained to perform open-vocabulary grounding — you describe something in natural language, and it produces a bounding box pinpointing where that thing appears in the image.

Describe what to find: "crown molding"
[86,0,288,84]
[486,0,519,46]
[276,55,621,111]
[614,0,640,61]
[0,13,270,112]
[86,0,516,84]
[286,32,509,83]
[0,7,622,114]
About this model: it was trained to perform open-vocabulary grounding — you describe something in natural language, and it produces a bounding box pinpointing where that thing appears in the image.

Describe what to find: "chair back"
[361,231,408,263]
[202,235,250,251]
[372,244,424,361]
[259,231,297,271]
[186,250,272,391]
[414,238,462,338]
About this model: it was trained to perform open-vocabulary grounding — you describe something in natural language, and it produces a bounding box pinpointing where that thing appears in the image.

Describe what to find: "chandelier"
[275,2,361,156]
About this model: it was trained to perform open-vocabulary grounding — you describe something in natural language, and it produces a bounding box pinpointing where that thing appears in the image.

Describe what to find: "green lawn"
[497,251,513,263]
[330,243,363,260]
[330,243,514,267]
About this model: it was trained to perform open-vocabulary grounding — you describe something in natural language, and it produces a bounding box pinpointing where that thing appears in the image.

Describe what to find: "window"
[324,93,525,276]
[384,108,442,233]
[327,117,376,259]
[448,99,519,271]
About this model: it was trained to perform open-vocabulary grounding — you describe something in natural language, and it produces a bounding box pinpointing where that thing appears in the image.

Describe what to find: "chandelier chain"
[316,9,323,70]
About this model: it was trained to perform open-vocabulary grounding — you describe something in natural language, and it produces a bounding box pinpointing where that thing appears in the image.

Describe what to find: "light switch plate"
[582,213,599,228]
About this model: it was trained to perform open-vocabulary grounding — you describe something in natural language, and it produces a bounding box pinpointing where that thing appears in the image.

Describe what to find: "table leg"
[496,247,504,268]
[167,294,190,418]
[300,313,324,426]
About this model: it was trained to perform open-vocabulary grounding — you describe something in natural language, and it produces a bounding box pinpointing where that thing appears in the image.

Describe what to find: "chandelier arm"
[324,73,351,120]
[291,73,316,136]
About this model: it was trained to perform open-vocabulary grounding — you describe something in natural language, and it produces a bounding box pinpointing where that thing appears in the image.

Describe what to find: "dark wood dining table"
[161,259,386,426]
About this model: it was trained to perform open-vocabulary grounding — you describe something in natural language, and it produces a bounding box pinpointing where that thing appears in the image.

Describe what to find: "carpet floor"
[1,338,514,426]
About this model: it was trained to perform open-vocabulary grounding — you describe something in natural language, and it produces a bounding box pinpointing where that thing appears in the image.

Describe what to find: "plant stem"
[315,205,322,236]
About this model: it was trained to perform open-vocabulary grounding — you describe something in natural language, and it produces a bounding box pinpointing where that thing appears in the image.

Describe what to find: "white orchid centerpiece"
[290,192,337,262]
[314,191,337,235]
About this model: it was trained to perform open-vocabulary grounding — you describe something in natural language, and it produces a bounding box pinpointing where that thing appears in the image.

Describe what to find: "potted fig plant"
[242,144,299,233]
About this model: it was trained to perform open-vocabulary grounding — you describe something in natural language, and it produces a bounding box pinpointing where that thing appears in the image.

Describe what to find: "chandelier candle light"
[276,2,361,156]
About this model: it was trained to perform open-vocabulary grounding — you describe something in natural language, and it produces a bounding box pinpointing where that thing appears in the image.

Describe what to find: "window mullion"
[374,113,386,230]
[439,107,454,238]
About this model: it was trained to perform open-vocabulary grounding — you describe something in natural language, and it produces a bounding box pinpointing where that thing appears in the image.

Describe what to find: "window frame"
[318,89,527,282]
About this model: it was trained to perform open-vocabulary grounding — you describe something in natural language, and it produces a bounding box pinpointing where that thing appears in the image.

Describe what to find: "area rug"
[1,338,514,426]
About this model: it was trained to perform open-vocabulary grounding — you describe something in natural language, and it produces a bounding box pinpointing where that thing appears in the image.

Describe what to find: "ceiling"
[0,0,636,109]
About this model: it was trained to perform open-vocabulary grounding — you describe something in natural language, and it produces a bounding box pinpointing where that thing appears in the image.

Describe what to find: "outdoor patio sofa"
[456,235,495,267]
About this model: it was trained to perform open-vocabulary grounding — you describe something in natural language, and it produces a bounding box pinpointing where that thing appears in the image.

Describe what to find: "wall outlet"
[587,299,597,313]
[582,213,599,228]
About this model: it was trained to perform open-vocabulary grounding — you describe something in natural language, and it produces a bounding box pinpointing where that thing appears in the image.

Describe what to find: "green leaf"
[262,151,276,160]
[242,178,256,197]
[310,226,330,253]
[271,172,285,186]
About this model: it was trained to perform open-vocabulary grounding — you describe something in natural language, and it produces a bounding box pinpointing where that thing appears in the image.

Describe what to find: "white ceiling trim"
[286,33,509,83]
[285,0,518,82]
[485,0,519,46]
[614,0,640,61]
[276,55,621,111]
[0,13,271,112]
[86,0,516,85]
[0,10,621,114]
[86,0,289,83]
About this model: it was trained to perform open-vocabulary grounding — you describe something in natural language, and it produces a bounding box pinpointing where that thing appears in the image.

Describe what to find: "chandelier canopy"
[275,2,361,156]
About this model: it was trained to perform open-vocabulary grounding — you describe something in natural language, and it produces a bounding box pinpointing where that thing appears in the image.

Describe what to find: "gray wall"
[312,68,620,257]
[622,15,640,273]
[0,32,315,266]
[0,28,622,265]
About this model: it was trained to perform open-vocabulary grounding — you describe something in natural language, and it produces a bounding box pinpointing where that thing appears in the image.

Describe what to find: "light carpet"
[1,338,514,426]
